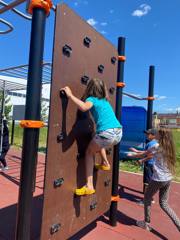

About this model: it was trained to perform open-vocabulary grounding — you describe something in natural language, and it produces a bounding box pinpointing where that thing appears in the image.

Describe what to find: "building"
[153,113,180,128]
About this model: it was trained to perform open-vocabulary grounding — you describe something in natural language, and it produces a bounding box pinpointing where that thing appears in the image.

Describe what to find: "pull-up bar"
[123,91,155,101]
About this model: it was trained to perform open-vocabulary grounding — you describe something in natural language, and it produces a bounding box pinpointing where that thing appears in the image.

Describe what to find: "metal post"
[146,65,155,129]
[143,65,155,193]
[11,120,15,145]
[0,82,5,155]
[15,7,46,240]
[110,37,125,226]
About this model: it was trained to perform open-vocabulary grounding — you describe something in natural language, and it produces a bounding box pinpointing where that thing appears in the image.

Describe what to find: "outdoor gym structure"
[0,1,155,240]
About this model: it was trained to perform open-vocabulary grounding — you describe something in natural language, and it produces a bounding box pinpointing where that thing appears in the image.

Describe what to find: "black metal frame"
[110,37,126,226]
[15,7,47,240]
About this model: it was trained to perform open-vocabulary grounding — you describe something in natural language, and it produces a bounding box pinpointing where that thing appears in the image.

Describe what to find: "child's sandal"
[75,186,95,196]
[95,164,111,171]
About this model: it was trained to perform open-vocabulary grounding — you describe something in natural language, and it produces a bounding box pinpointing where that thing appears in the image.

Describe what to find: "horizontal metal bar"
[0,63,29,72]
[0,0,31,20]
[123,91,146,100]
[0,62,51,72]
[0,71,26,79]
[4,69,27,78]
[0,0,26,14]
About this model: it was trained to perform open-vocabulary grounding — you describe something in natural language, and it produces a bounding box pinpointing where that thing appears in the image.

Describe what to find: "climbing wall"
[41,4,118,240]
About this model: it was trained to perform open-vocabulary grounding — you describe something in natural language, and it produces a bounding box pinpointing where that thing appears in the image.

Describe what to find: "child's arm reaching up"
[60,86,93,112]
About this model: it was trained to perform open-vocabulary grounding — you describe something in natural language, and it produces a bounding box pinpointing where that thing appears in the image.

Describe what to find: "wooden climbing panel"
[40,3,118,239]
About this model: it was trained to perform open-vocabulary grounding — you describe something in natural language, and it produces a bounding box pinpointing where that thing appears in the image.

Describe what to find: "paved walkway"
[0,148,180,239]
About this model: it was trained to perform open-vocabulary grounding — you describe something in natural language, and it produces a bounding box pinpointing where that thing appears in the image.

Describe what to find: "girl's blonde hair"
[158,128,176,174]
[82,78,109,100]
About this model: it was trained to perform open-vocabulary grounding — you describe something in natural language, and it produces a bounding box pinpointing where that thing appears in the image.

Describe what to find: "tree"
[0,91,12,120]
[41,100,49,122]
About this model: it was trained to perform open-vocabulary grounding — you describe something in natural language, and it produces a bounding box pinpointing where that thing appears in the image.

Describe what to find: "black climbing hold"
[98,64,104,73]
[111,56,117,64]
[83,36,91,47]
[50,223,61,235]
[104,179,111,187]
[109,87,115,95]
[57,133,64,143]
[81,75,89,85]
[62,44,72,57]
[59,90,67,98]
[54,178,64,188]
[90,202,97,210]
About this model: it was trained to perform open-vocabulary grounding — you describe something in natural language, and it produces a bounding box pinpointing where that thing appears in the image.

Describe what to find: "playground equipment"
[0,1,155,240]
[40,4,125,239]
[0,1,124,239]
[120,65,155,157]
[120,106,147,158]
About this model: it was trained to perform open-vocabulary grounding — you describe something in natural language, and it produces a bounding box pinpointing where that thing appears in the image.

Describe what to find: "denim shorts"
[93,128,122,148]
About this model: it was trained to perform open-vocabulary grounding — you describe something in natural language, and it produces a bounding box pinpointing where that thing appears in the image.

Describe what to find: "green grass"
[120,129,180,182]
[120,160,143,174]
[172,129,180,182]
[9,123,48,153]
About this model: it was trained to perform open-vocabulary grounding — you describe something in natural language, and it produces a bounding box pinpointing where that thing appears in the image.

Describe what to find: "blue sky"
[0,0,180,113]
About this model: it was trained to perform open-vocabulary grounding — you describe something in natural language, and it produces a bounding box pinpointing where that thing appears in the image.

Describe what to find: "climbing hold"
[98,64,104,73]
[81,75,89,85]
[54,178,64,188]
[50,223,61,234]
[83,36,91,47]
[62,44,72,57]
[57,133,64,143]
[111,56,117,64]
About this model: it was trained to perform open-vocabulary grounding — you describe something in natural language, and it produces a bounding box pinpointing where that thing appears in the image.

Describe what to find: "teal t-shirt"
[86,96,121,133]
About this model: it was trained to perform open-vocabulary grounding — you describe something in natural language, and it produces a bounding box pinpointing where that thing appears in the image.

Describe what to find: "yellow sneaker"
[75,186,95,196]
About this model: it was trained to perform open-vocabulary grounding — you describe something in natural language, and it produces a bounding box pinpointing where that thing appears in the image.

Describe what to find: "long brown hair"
[158,128,176,174]
[82,78,109,100]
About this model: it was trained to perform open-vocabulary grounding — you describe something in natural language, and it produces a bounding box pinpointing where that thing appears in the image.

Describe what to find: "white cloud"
[87,18,97,27]
[100,22,107,26]
[154,94,167,100]
[159,107,180,113]
[132,4,151,17]
[100,30,107,35]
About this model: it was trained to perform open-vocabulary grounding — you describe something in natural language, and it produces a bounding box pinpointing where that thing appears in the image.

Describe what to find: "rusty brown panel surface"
[41,3,118,240]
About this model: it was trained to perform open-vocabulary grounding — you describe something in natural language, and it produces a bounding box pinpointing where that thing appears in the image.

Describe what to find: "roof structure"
[0,62,52,85]
[0,78,26,91]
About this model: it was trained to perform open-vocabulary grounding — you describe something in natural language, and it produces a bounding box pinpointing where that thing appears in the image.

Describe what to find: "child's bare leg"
[85,140,101,190]
[100,148,110,167]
